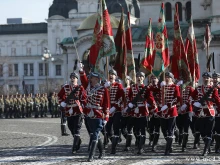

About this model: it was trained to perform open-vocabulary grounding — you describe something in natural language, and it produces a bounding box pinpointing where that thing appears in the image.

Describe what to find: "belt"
[137,104,145,107]
[67,104,78,108]
[86,105,103,110]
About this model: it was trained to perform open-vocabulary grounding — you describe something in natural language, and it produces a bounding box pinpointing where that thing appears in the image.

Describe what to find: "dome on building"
[48,0,78,18]
[77,13,120,30]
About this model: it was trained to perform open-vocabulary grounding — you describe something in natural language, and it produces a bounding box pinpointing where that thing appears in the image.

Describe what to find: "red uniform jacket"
[147,84,160,117]
[122,87,130,117]
[128,84,156,118]
[179,86,194,114]
[191,85,220,117]
[159,84,180,119]
[58,84,84,117]
[109,82,124,117]
[79,71,110,121]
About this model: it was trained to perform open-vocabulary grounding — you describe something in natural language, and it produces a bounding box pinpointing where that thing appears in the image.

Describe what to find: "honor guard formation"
[54,61,220,162]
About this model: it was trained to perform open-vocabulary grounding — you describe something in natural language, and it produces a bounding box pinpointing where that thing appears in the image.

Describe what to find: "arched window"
[165,2,172,22]
[176,2,182,21]
[185,1,191,21]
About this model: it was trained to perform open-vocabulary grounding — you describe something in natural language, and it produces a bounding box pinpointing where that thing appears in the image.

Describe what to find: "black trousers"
[121,116,129,136]
[198,117,215,139]
[214,117,220,134]
[176,113,191,134]
[189,116,197,134]
[127,116,147,136]
[160,117,176,138]
[106,112,121,137]
[148,115,160,134]
[67,114,83,136]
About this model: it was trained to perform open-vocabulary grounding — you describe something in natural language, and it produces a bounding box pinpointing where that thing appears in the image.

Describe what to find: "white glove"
[161,105,168,111]
[176,80,183,86]
[146,103,151,108]
[78,62,84,71]
[160,81,166,87]
[193,102,202,108]
[134,107,139,114]
[188,111,193,121]
[181,104,187,111]
[88,110,94,117]
[104,81,111,88]
[69,108,73,115]
[61,102,67,108]
[123,107,128,113]
[103,120,107,126]
[128,103,134,108]
[109,107,116,114]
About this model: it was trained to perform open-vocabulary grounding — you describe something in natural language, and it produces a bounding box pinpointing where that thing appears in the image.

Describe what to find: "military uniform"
[51,93,56,118]
[40,94,45,117]
[0,95,4,118]
[21,94,27,118]
[34,94,41,118]
[4,95,10,119]
[191,72,220,156]
[80,70,110,162]
[16,95,22,118]
[26,94,34,117]
[44,94,49,117]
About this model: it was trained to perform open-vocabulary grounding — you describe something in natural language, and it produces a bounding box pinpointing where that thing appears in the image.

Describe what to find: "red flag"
[185,16,200,85]
[140,18,155,74]
[171,4,191,88]
[125,12,136,83]
[114,9,127,82]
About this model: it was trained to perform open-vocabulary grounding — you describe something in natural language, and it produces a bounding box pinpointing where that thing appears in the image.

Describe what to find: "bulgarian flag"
[114,9,127,82]
[140,18,155,74]
[152,3,169,77]
[125,12,136,83]
[171,3,191,88]
[93,0,116,77]
[185,16,200,85]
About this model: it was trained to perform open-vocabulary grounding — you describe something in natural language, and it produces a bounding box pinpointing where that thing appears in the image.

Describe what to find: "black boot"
[182,133,189,152]
[193,133,200,149]
[124,134,132,151]
[152,133,160,152]
[165,137,173,156]
[214,135,220,153]
[135,135,140,147]
[118,129,122,144]
[61,125,69,136]
[72,135,80,154]
[110,136,119,154]
[174,129,179,143]
[97,138,104,159]
[137,136,146,155]
[202,138,212,156]
[148,133,154,146]
[87,140,98,162]
[88,133,93,152]
[103,134,109,149]
[178,134,183,146]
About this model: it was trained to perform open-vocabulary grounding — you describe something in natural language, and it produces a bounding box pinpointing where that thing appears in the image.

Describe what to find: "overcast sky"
[0,0,53,24]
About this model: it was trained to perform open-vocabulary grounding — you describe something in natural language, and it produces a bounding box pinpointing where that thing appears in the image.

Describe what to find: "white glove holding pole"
[181,104,187,111]
[188,111,194,121]
[176,80,183,86]
[109,107,116,114]
[104,81,111,88]
[61,102,67,108]
[161,105,168,111]
[78,62,84,71]
[160,81,166,87]
[103,120,107,126]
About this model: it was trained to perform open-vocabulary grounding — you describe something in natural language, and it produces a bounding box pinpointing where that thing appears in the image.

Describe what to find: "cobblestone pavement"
[0,117,220,165]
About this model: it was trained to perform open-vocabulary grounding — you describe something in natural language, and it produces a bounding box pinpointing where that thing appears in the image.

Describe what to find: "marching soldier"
[212,72,220,153]
[16,94,22,118]
[21,94,27,118]
[58,72,85,154]
[104,69,124,154]
[44,93,49,117]
[126,72,157,155]
[9,95,15,118]
[51,92,56,118]
[147,75,161,152]
[26,94,34,118]
[79,63,110,162]
[159,72,180,155]
[55,93,60,117]
[191,72,220,156]
[0,95,4,118]
[40,94,45,117]
[4,95,10,119]
[34,93,41,118]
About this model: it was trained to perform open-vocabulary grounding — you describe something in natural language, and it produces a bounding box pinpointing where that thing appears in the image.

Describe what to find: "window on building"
[14,64,18,76]
[165,2,172,22]
[8,64,13,77]
[39,63,43,76]
[24,64,28,76]
[185,1,191,21]
[30,64,34,76]
[176,2,182,21]
[11,48,16,56]
[26,47,31,55]
[0,64,3,77]
[56,65,61,76]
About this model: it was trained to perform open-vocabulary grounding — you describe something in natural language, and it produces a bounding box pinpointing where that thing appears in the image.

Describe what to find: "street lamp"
[42,48,54,94]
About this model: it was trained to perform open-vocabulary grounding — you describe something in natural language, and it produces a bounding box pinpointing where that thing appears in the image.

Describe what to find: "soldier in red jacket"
[58,72,85,154]
[79,64,110,162]
[125,72,157,155]
[212,72,220,153]
[147,74,161,152]
[191,72,220,156]
[159,72,180,155]
[104,69,124,154]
